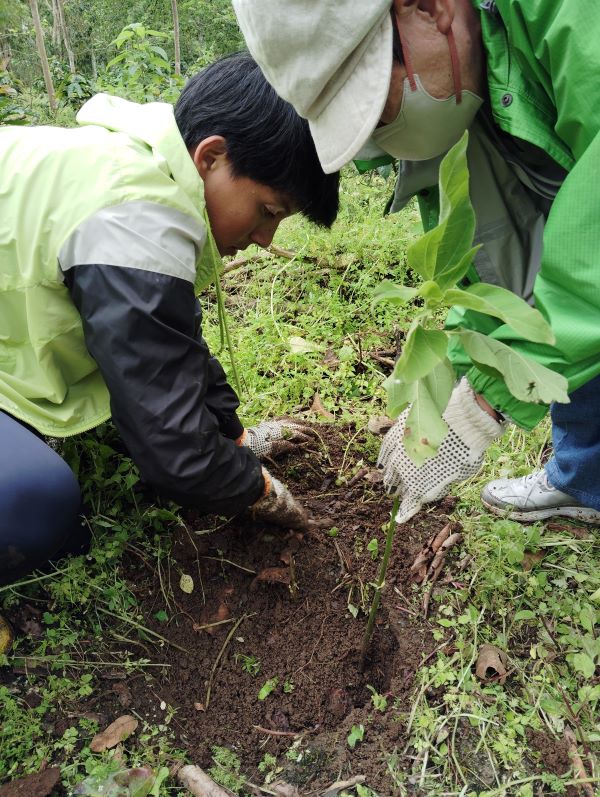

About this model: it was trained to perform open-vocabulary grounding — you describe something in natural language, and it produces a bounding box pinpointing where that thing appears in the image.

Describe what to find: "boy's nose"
[251,221,278,249]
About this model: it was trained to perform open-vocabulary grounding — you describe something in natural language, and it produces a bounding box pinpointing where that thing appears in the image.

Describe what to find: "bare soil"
[119,425,448,792]
[2,424,574,794]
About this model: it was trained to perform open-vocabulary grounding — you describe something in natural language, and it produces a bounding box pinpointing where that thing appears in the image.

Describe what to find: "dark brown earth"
[119,425,449,792]
[2,425,576,794]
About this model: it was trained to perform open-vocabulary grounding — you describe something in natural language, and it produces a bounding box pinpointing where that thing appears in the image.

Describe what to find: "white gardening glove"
[377,378,505,524]
[251,469,309,530]
[239,419,316,459]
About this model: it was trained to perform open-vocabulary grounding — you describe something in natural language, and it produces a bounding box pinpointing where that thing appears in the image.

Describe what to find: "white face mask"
[370,15,483,162]
[371,75,482,161]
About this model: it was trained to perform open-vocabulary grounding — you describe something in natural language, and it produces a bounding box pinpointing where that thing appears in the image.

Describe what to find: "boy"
[0,52,340,588]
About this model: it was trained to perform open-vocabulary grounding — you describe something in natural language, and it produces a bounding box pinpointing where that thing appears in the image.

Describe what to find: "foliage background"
[1,2,599,796]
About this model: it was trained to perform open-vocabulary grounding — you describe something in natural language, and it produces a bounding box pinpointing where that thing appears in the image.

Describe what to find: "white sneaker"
[481,470,600,523]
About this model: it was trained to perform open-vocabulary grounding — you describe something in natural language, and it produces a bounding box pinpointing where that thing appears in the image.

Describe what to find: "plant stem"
[359,496,400,672]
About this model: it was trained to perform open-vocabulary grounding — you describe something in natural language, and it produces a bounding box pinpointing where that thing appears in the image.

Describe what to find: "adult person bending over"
[234,0,600,524]
[0,52,339,593]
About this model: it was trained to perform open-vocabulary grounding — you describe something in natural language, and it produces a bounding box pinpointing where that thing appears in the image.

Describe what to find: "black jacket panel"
[65,264,263,514]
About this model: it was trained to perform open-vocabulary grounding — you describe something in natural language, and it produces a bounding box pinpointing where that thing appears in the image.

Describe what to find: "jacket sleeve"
[459,2,600,428]
[59,201,263,513]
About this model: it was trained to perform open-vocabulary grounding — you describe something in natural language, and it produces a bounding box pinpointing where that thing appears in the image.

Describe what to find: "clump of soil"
[119,425,453,791]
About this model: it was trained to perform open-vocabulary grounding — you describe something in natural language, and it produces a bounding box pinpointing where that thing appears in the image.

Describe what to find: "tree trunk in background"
[171,0,180,76]
[90,47,97,80]
[29,0,56,112]
[51,0,75,74]
[57,0,75,73]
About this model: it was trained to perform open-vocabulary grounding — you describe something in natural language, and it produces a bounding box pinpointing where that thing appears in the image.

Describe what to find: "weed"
[347,724,365,749]
[366,685,387,712]
[258,677,278,701]
[234,653,260,676]
[209,746,247,795]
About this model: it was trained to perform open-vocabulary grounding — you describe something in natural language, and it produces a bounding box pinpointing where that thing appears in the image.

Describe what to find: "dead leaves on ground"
[409,522,463,616]
[475,643,509,685]
[89,715,138,752]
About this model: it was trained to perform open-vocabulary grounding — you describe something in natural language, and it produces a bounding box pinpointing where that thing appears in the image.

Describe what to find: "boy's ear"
[393,0,455,34]
[190,135,228,179]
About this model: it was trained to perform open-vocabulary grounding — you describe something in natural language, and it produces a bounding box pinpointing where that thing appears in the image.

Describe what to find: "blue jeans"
[0,411,87,586]
[545,373,600,509]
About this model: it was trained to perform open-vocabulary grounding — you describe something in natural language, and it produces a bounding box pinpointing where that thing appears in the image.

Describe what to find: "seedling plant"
[361,131,570,667]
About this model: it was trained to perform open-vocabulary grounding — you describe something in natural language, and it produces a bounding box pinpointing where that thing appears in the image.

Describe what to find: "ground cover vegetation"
[1,3,599,796]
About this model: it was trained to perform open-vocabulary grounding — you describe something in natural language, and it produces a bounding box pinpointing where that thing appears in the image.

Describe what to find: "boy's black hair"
[175,52,339,228]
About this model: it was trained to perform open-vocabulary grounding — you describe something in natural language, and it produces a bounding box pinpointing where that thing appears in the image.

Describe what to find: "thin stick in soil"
[205,613,254,710]
[359,496,400,672]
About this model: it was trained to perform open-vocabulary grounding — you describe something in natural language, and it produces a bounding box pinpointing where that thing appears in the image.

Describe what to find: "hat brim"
[309,13,393,174]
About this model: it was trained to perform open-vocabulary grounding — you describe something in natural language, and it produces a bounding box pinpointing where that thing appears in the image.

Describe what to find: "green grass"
[1,169,599,795]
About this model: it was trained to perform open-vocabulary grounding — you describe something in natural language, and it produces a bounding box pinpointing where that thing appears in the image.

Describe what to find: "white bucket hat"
[232,0,393,174]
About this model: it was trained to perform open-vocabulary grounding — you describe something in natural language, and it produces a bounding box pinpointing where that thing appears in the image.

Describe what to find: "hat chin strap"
[394,11,463,103]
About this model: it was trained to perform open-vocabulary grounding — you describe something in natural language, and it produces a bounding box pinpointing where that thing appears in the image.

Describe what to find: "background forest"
[1,2,600,797]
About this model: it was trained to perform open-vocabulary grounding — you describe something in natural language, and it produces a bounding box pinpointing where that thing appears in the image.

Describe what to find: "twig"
[95,606,188,653]
[252,725,305,738]
[420,633,456,666]
[178,764,234,797]
[201,555,256,575]
[205,614,253,709]
[564,727,595,797]
[359,496,400,672]
[367,351,396,368]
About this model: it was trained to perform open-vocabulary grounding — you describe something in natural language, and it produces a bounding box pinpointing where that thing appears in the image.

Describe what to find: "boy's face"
[191,137,293,256]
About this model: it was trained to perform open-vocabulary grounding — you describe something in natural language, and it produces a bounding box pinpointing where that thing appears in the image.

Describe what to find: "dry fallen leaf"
[475,644,508,685]
[252,567,291,588]
[271,782,301,797]
[367,415,394,435]
[89,715,138,752]
[311,392,335,420]
[522,550,545,571]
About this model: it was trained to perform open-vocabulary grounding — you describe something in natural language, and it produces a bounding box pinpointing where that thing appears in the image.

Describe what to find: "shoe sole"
[481,496,600,524]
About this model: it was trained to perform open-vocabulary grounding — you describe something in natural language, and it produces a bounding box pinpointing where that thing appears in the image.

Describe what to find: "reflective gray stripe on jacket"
[59,200,264,515]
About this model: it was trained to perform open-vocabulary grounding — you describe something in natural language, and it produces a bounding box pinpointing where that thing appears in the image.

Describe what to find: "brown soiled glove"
[237,419,316,459]
[251,469,309,530]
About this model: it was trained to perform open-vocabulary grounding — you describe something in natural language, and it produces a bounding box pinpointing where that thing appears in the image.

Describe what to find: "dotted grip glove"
[238,420,315,459]
[251,469,309,530]
[377,378,505,524]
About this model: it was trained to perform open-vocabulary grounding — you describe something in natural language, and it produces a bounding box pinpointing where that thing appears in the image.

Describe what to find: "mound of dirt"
[119,425,455,792]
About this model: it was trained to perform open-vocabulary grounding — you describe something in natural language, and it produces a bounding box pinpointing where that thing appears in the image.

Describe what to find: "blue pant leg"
[0,411,83,585]
[545,373,600,510]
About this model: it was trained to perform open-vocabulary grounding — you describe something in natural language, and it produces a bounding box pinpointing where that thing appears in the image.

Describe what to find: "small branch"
[178,764,234,797]
[359,496,400,672]
[205,614,253,709]
[252,725,305,737]
[564,727,595,797]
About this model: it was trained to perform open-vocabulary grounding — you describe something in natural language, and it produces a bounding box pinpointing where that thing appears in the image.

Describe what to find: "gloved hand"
[238,419,316,459]
[251,469,309,530]
[377,378,505,523]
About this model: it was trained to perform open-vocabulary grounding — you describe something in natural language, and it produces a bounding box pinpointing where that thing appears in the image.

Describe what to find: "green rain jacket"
[390,0,600,429]
[0,94,264,514]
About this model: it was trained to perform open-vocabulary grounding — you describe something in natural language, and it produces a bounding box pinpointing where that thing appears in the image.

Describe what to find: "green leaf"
[395,326,448,383]
[458,330,570,404]
[514,609,536,621]
[383,373,414,418]
[258,677,278,700]
[347,724,365,749]
[572,652,596,679]
[445,283,555,345]
[402,375,450,466]
[288,335,323,354]
[436,245,481,291]
[407,132,474,282]
[372,280,419,308]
